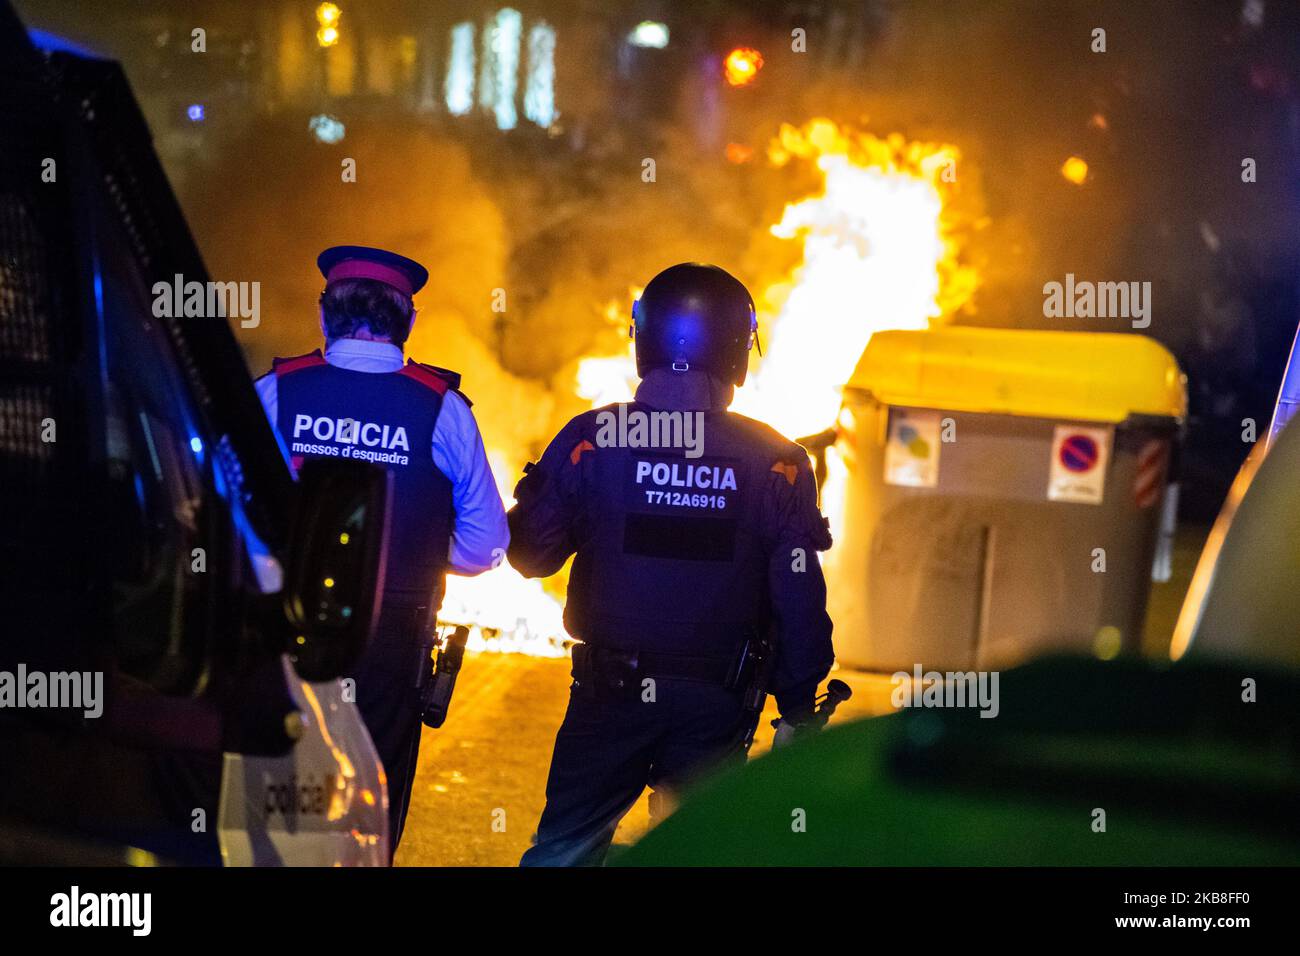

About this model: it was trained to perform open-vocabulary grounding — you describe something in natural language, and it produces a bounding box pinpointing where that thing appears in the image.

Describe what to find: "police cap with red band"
[317,245,429,297]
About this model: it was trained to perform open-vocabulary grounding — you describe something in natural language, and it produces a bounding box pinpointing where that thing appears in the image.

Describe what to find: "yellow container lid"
[847,326,1186,423]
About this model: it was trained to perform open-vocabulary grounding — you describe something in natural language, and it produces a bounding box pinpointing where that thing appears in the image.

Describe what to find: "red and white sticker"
[1048,424,1111,504]
[1133,438,1170,509]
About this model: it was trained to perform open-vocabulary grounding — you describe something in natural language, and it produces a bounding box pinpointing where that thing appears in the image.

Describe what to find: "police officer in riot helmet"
[509,262,835,866]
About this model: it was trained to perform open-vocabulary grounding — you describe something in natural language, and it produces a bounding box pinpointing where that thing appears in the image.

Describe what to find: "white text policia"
[292,414,410,451]
[635,460,739,491]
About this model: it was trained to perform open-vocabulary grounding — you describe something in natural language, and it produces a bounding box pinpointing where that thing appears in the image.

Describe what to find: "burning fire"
[442,118,976,656]
[439,452,572,658]
[578,119,976,436]
[724,47,765,87]
[735,119,975,437]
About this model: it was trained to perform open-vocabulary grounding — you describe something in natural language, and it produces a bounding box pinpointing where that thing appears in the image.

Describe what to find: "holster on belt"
[417,618,469,730]
[731,628,776,754]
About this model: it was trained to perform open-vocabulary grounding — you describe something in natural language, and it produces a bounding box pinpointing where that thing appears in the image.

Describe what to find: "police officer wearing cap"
[255,246,508,857]
[508,262,834,866]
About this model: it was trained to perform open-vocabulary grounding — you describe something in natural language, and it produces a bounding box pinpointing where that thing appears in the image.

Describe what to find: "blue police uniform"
[256,247,507,857]
[508,367,834,866]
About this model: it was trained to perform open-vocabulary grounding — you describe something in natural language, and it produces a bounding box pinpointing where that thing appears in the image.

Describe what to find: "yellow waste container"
[823,326,1186,672]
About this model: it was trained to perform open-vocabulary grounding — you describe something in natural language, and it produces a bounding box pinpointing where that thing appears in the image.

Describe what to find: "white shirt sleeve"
[432,390,510,575]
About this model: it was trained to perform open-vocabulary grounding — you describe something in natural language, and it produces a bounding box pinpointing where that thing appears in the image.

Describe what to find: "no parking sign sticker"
[1048,424,1111,504]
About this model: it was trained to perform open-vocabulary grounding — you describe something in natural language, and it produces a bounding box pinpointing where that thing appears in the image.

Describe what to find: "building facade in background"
[16,0,879,185]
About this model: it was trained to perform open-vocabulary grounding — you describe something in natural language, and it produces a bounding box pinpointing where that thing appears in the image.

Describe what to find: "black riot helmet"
[632,263,758,386]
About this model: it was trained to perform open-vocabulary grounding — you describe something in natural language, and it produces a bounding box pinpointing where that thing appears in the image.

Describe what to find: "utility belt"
[571,644,733,690]
[572,631,771,699]
[572,633,775,756]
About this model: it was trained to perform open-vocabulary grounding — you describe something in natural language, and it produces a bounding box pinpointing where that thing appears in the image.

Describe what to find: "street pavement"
[396,653,897,866]
[396,524,1207,866]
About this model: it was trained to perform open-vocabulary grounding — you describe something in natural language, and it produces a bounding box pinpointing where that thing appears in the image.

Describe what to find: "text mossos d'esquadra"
[0,665,102,718]
[50,886,151,936]
[290,414,412,466]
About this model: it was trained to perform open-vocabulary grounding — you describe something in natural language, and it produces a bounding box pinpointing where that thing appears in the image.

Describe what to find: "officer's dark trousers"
[521,673,747,867]
[349,605,427,863]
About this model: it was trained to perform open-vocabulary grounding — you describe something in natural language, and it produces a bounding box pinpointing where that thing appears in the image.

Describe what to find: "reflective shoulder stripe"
[770,461,799,486]
[570,439,595,465]
[271,350,326,377]
[397,360,450,395]
[417,362,462,391]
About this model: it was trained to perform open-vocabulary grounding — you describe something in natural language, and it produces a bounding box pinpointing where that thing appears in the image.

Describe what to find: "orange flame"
[724,48,764,86]
[448,119,977,656]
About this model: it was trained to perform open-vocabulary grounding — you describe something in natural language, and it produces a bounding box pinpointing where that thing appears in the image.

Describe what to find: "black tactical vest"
[273,351,456,611]
[563,403,798,657]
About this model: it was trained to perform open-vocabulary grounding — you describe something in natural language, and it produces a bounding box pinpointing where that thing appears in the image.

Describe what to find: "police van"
[0,3,387,865]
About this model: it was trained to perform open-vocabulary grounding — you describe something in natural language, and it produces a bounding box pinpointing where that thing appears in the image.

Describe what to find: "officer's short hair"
[319,278,415,345]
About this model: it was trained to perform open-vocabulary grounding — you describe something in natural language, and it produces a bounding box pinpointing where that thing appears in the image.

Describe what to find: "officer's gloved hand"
[775,683,817,724]
[771,688,818,749]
